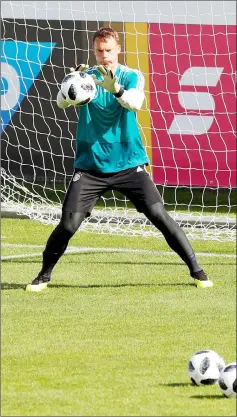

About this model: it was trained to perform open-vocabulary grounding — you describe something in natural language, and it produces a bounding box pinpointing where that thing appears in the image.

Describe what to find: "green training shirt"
[74,64,149,173]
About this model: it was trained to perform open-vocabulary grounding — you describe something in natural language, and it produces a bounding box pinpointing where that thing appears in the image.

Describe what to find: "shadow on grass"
[161,382,191,387]
[2,258,235,267]
[69,261,235,266]
[1,281,194,291]
[1,283,27,290]
[162,383,227,399]
[2,259,185,267]
[190,394,224,399]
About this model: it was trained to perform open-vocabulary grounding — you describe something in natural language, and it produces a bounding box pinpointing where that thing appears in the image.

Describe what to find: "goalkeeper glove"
[93,65,124,96]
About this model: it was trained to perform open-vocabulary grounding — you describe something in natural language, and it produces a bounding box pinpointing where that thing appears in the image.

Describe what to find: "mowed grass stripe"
[1,219,236,416]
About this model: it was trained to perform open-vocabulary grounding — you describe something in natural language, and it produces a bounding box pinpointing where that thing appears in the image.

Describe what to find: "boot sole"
[25,283,48,292]
[194,279,213,288]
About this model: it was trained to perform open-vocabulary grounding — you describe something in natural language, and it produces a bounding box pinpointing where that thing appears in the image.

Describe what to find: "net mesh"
[1,1,236,241]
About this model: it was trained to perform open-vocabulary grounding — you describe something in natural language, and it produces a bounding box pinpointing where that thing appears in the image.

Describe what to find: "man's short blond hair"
[93,27,120,44]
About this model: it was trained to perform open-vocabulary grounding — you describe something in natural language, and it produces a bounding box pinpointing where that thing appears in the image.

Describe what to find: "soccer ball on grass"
[218,362,236,398]
[188,349,225,386]
[61,71,96,106]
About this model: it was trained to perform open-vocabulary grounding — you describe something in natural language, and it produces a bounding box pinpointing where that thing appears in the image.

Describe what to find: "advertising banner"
[149,23,236,187]
[1,9,236,187]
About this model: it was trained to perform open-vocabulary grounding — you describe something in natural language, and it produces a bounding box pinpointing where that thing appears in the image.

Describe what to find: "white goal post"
[1,1,236,241]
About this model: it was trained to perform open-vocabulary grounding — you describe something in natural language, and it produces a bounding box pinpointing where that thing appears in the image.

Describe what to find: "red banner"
[149,24,236,187]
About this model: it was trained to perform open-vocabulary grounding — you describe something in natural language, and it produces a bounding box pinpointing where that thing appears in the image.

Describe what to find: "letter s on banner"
[168,66,224,135]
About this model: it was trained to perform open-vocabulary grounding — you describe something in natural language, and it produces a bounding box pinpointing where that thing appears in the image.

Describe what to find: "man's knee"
[60,211,86,235]
[144,202,169,224]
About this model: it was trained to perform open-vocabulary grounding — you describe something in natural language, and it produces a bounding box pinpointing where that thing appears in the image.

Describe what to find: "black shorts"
[62,165,162,215]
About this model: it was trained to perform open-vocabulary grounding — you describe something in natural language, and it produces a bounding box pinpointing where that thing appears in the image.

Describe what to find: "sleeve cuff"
[113,87,125,98]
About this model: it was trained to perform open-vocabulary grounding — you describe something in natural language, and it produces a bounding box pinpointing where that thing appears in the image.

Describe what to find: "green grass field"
[1,218,236,416]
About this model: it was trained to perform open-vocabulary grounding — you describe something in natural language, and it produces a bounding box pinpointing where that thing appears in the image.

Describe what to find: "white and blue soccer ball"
[61,71,96,106]
[218,362,236,398]
[188,349,225,386]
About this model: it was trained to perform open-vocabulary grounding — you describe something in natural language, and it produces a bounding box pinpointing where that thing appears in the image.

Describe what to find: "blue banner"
[1,41,56,132]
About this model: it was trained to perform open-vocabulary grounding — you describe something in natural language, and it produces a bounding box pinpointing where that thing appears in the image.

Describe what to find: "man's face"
[93,37,121,68]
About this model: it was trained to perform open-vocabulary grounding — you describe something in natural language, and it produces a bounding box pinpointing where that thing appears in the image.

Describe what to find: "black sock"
[143,202,203,275]
[161,233,202,275]
[38,224,72,279]
[38,246,68,279]
[37,211,86,280]
[188,253,202,275]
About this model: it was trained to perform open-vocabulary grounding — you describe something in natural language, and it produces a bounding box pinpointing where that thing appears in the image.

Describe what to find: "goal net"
[1,1,236,241]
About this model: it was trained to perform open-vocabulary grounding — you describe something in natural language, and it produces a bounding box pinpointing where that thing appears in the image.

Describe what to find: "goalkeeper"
[26,27,213,292]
